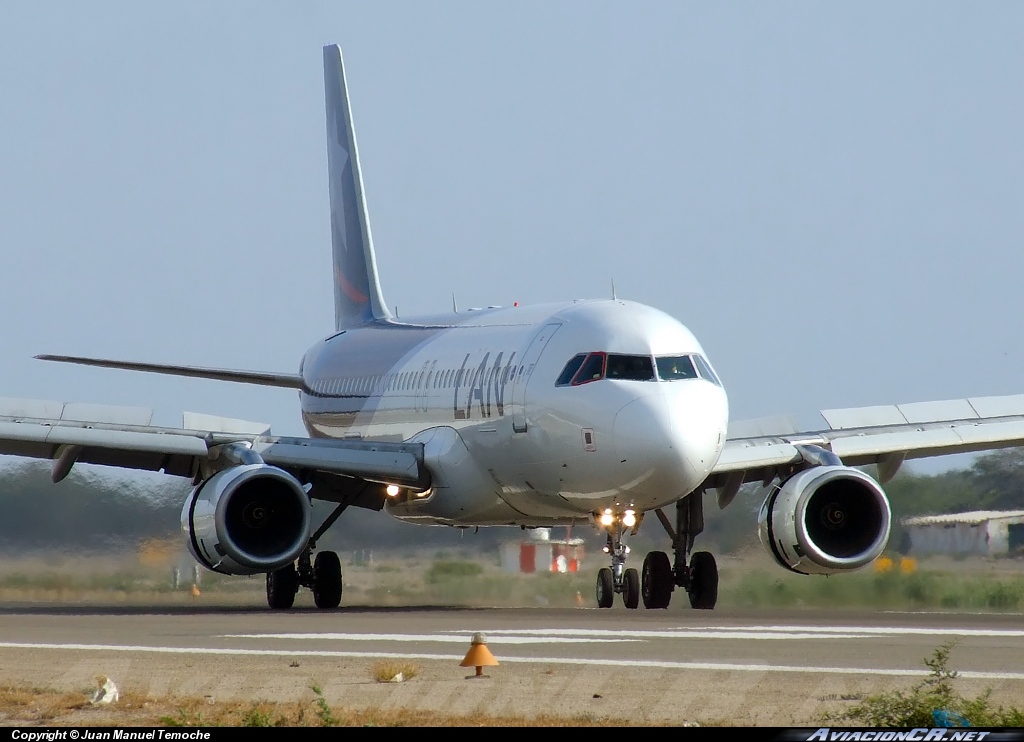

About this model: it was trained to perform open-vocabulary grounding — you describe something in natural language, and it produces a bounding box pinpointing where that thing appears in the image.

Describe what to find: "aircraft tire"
[266,564,299,610]
[642,551,673,609]
[623,567,640,609]
[312,551,343,609]
[596,568,614,608]
[687,551,718,610]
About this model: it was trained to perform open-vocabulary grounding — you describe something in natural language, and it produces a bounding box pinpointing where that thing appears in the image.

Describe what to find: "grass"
[369,661,421,683]
[829,642,1024,727]
[0,683,649,727]
[718,561,1024,611]
[3,550,1024,612]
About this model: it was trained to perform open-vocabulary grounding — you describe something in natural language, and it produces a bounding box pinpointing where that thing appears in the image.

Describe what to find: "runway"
[0,605,1022,725]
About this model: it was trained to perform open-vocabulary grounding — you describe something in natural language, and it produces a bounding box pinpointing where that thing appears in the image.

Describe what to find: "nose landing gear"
[594,512,640,609]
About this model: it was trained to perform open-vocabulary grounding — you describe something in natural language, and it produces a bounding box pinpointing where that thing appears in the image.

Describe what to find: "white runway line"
[473,626,1024,639]
[0,641,1022,680]
[221,633,638,644]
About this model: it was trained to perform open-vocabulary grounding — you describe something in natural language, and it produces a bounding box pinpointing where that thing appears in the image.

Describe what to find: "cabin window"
[556,354,587,386]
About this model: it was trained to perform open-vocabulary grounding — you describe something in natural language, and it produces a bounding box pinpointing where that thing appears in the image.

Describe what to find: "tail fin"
[323,45,390,329]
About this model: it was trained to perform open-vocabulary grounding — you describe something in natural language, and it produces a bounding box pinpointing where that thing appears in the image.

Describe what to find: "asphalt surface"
[0,604,1022,725]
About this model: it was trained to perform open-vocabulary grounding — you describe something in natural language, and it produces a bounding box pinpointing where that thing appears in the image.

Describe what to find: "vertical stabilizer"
[323,45,391,329]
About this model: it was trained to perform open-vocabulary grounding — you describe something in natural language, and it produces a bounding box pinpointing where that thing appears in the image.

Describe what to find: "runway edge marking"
[1,641,1022,680]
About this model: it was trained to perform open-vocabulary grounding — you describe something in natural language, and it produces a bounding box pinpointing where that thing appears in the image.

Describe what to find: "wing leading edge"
[0,397,427,498]
[707,393,1024,508]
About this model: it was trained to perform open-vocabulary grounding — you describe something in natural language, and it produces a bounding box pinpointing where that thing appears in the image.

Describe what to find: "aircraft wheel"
[623,567,640,609]
[312,551,343,609]
[266,563,298,610]
[596,567,614,609]
[687,551,718,610]
[642,551,673,609]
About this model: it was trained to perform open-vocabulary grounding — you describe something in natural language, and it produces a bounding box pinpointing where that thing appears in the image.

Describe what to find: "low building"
[500,528,585,573]
[901,510,1024,557]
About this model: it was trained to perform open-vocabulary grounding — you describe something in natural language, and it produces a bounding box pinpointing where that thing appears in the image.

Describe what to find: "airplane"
[5,44,1024,611]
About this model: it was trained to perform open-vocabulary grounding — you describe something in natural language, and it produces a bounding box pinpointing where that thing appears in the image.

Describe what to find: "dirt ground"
[1,646,1022,727]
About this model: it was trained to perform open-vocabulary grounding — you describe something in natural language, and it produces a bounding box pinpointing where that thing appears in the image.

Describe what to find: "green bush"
[832,642,1024,726]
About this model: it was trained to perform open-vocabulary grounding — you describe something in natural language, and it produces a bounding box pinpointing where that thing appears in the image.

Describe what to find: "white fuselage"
[299,299,729,526]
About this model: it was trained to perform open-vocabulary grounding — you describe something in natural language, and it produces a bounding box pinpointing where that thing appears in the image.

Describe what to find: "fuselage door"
[511,322,562,433]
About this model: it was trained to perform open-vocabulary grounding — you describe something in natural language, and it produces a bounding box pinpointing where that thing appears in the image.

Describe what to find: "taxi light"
[623,510,637,528]
[385,484,401,498]
[599,509,615,527]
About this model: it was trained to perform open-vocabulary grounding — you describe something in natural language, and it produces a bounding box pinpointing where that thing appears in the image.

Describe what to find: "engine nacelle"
[181,464,312,575]
[758,465,891,575]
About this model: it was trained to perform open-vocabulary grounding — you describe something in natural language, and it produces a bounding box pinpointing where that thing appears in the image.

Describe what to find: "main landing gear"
[266,498,351,610]
[594,493,719,610]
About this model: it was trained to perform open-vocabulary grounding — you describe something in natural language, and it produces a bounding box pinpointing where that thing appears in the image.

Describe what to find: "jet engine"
[181,464,312,575]
[758,465,891,575]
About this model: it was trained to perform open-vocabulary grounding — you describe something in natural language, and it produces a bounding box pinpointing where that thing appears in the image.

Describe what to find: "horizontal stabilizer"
[36,355,304,390]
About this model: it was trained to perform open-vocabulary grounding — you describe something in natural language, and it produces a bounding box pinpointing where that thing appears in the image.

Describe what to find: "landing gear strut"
[594,510,640,609]
[266,499,350,610]
[643,491,718,609]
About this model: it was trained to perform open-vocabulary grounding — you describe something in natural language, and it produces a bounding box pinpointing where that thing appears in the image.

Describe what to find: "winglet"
[323,45,391,329]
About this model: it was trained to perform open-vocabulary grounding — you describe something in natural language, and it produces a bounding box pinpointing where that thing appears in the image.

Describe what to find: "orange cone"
[460,632,498,679]
[191,584,201,598]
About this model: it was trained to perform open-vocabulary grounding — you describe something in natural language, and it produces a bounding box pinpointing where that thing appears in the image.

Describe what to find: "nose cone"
[613,383,728,499]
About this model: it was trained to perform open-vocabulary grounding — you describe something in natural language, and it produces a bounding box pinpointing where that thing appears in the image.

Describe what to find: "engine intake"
[181,464,312,575]
[758,465,891,575]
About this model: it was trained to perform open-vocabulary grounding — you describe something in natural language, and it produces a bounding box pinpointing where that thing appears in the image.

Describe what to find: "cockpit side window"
[656,355,698,381]
[555,354,587,386]
[572,352,606,385]
[693,354,722,386]
[605,354,656,381]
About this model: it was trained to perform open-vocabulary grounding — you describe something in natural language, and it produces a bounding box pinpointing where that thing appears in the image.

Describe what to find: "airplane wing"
[705,393,1024,509]
[0,397,428,506]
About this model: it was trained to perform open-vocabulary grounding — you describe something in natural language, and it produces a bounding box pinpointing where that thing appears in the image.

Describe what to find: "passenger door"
[510,323,561,433]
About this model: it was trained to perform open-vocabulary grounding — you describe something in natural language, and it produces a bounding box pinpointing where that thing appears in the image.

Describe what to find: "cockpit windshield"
[693,354,722,386]
[655,355,698,381]
[606,354,655,381]
[556,351,722,387]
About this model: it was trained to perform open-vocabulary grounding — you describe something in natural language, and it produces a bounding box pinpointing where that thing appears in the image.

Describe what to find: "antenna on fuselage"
[452,293,458,313]
[611,279,618,300]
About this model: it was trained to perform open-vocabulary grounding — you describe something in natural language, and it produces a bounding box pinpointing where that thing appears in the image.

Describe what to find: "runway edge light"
[460,632,498,679]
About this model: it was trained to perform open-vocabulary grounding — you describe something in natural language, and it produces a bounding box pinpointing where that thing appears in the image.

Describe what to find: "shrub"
[832,641,1024,726]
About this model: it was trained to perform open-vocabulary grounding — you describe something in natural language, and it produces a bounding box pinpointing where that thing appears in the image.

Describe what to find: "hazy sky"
[2,3,1022,476]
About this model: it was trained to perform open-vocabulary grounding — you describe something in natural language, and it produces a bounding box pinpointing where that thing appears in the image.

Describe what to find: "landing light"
[385,484,401,498]
[623,510,637,528]
[599,509,615,527]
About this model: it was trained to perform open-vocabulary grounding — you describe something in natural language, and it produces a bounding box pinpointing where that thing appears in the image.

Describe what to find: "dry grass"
[0,684,653,727]
[369,660,421,683]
